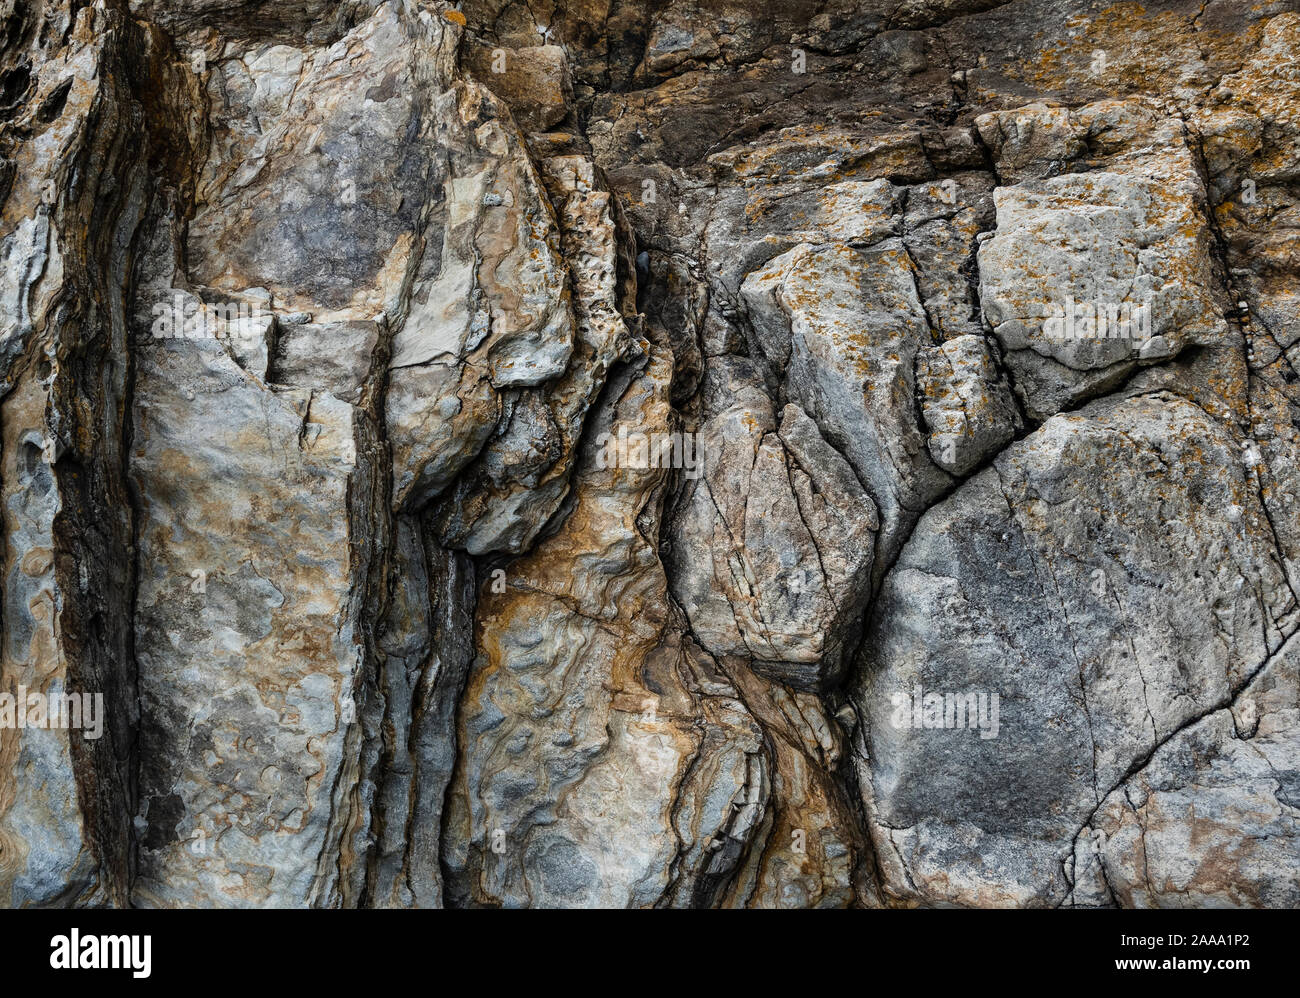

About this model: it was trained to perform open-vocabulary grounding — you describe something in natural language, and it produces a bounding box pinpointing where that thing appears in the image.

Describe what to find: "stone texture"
[917,334,1022,476]
[443,329,779,908]
[741,235,951,574]
[464,43,572,134]
[667,358,877,690]
[852,392,1296,907]
[977,100,1233,421]
[3,0,1300,910]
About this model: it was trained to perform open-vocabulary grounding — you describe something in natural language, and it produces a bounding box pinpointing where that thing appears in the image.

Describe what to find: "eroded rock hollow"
[2,0,1298,908]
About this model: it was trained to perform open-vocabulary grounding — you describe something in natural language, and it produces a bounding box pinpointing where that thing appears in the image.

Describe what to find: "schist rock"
[1,0,1297,908]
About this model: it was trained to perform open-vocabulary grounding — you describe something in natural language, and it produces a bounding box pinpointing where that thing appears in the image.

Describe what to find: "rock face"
[1,0,1298,908]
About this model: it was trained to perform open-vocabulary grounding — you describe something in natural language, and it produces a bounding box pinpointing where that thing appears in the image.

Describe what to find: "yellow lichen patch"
[1015,3,1261,96]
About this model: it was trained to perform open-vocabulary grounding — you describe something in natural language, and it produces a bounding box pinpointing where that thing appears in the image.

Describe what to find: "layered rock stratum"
[1,0,1298,908]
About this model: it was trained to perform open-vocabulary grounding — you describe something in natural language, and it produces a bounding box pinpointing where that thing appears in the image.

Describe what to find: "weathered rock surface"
[917,334,1022,475]
[853,392,1296,906]
[2,0,1299,908]
[667,358,877,690]
[977,100,1232,420]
